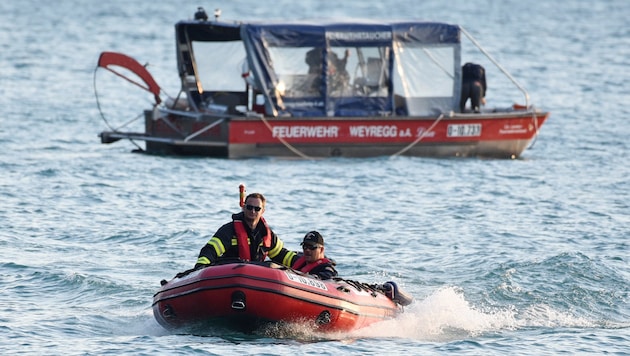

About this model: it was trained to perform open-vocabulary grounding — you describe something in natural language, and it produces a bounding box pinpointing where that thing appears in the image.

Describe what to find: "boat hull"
[101,109,548,159]
[152,262,401,333]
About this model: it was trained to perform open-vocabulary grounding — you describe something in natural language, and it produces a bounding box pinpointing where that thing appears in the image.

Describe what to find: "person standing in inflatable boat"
[292,231,338,280]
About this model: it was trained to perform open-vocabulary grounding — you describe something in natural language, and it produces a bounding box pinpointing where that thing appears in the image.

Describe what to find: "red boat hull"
[152,262,402,333]
[121,109,548,158]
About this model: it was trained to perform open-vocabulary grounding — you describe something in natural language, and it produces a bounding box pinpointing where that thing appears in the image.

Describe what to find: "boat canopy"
[176,20,463,117]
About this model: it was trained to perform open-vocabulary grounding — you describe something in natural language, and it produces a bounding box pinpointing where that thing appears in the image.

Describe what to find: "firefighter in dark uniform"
[195,193,297,268]
[291,231,338,280]
[460,62,487,113]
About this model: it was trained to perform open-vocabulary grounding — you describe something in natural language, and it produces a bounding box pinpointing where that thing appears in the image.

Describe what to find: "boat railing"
[460,26,531,108]
[106,112,144,133]
[157,107,232,143]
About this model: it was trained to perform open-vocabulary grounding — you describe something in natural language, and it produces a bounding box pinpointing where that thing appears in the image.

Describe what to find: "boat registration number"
[285,271,328,291]
[447,123,482,137]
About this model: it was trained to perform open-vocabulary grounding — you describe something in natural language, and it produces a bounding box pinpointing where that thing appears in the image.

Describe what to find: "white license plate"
[447,123,482,137]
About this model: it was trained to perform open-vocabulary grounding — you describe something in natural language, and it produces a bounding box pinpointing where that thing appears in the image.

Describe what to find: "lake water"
[1,0,628,354]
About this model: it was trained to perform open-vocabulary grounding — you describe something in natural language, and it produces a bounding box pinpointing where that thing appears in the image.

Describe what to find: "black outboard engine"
[382,281,413,306]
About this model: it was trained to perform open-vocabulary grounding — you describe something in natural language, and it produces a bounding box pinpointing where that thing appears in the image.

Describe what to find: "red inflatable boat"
[152,260,412,333]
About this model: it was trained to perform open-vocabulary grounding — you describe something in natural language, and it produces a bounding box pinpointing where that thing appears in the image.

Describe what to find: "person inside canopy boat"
[291,231,338,280]
[305,47,351,94]
[460,62,487,113]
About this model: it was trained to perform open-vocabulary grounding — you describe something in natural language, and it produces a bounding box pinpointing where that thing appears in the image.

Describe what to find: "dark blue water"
[1,0,629,354]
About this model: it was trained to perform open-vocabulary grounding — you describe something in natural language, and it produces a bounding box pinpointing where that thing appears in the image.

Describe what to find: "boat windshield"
[192,40,248,92]
[266,45,390,99]
[394,46,455,98]
[393,44,458,115]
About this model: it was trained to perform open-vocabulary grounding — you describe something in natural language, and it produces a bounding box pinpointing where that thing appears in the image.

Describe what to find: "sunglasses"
[302,244,320,251]
[245,204,262,212]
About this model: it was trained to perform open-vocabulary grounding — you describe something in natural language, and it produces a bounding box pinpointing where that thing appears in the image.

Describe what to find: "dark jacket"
[195,212,297,268]
[462,62,487,96]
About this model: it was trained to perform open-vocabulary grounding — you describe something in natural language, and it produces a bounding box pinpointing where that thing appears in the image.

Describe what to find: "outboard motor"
[382,281,413,306]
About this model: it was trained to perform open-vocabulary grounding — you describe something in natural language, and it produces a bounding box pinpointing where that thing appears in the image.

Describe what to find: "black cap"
[301,231,324,246]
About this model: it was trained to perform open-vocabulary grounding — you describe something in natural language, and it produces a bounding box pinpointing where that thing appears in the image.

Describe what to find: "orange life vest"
[233,217,272,261]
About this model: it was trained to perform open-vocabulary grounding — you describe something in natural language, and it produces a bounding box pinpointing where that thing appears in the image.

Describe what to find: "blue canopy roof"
[240,21,461,117]
[241,21,460,46]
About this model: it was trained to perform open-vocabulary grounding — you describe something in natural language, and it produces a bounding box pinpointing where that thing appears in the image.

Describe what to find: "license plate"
[447,123,482,137]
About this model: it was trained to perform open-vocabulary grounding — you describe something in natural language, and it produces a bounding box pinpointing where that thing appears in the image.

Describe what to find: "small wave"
[350,281,625,342]
[517,303,595,328]
[102,229,200,245]
[487,252,630,323]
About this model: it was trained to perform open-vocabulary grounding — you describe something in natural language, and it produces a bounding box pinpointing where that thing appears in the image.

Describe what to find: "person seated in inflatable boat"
[291,231,338,280]
[194,192,298,269]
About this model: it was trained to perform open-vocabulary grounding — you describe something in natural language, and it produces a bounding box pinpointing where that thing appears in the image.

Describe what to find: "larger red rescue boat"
[95,7,549,159]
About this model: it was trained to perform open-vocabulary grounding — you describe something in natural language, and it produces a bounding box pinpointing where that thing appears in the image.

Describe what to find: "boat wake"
[349,286,600,342]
